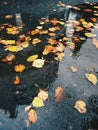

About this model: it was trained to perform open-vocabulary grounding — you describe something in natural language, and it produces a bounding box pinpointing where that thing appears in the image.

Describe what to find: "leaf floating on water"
[32,59,45,68]
[5,15,13,19]
[50,18,59,25]
[6,53,15,61]
[70,66,77,72]
[42,45,54,55]
[14,64,26,73]
[5,45,17,52]
[74,100,87,113]
[27,55,38,62]
[28,109,38,124]
[38,89,49,101]
[55,86,64,102]
[32,97,44,108]
[25,105,32,112]
[32,38,41,45]
[85,73,97,85]
[13,75,20,85]
[92,38,98,48]
[85,33,96,38]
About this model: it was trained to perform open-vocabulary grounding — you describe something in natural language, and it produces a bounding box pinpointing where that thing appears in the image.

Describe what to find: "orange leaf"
[42,45,54,55]
[13,75,20,85]
[47,38,58,45]
[1,58,7,62]
[28,109,37,124]
[14,64,25,73]
[50,18,59,26]
[92,38,98,48]
[32,38,41,45]
[55,86,64,102]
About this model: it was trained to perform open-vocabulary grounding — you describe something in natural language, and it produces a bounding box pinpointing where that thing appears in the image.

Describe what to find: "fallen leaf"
[42,45,54,55]
[25,105,32,112]
[55,86,64,102]
[32,59,45,68]
[28,109,38,123]
[3,1,9,5]
[25,119,30,128]
[47,38,58,45]
[5,45,17,52]
[31,29,39,35]
[5,15,13,19]
[50,18,59,25]
[32,38,41,45]
[32,97,44,108]
[38,89,49,101]
[13,75,20,85]
[6,53,15,61]
[92,38,98,48]
[74,100,87,113]
[85,73,97,85]
[27,55,38,62]
[70,66,77,72]
[85,33,96,38]
[39,30,48,34]
[14,64,26,73]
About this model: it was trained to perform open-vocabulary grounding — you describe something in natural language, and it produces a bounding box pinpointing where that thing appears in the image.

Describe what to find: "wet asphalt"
[0,0,98,130]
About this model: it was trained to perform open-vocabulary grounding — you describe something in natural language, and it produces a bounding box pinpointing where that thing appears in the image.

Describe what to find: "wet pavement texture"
[0,0,98,130]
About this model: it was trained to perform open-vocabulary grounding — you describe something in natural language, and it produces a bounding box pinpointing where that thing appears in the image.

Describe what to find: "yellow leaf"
[85,33,96,38]
[6,40,15,44]
[27,55,38,62]
[74,100,87,113]
[85,73,97,85]
[6,45,17,52]
[38,89,49,101]
[32,97,44,108]
[58,21,65,25]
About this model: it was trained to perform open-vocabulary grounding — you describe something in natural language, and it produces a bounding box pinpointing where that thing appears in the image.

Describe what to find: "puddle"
[0,2,98,123]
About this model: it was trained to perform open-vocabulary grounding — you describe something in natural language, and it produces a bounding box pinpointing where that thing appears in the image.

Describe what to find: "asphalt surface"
[0,0,98,130]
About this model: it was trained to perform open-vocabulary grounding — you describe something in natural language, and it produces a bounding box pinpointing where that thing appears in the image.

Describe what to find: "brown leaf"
[92,38,98,48]
[47,38,58,45]
[55,86,64,102]
[28,109,37,124]
[70,66,77,72]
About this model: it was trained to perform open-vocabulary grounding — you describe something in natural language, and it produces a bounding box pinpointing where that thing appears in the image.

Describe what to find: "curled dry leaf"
[32,97,44,108]
[38,89,49,101]
[27,55,38,62]
[74,100,87,113]
[14,64,26,73]
[32,59,45,68]
[28,109,38,124]
[55,86,64,102]
[70,66,77,72]
[13,75,20,85]
[85,73,97,85]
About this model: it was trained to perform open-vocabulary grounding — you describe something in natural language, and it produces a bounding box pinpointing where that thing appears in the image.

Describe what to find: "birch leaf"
[28,109,38,123]
[38,89,49,101]
[85,73,97,85]
[74,100,87,113]
[32,97,44,108]
[32,59,45,68]
[27,55,38,62]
